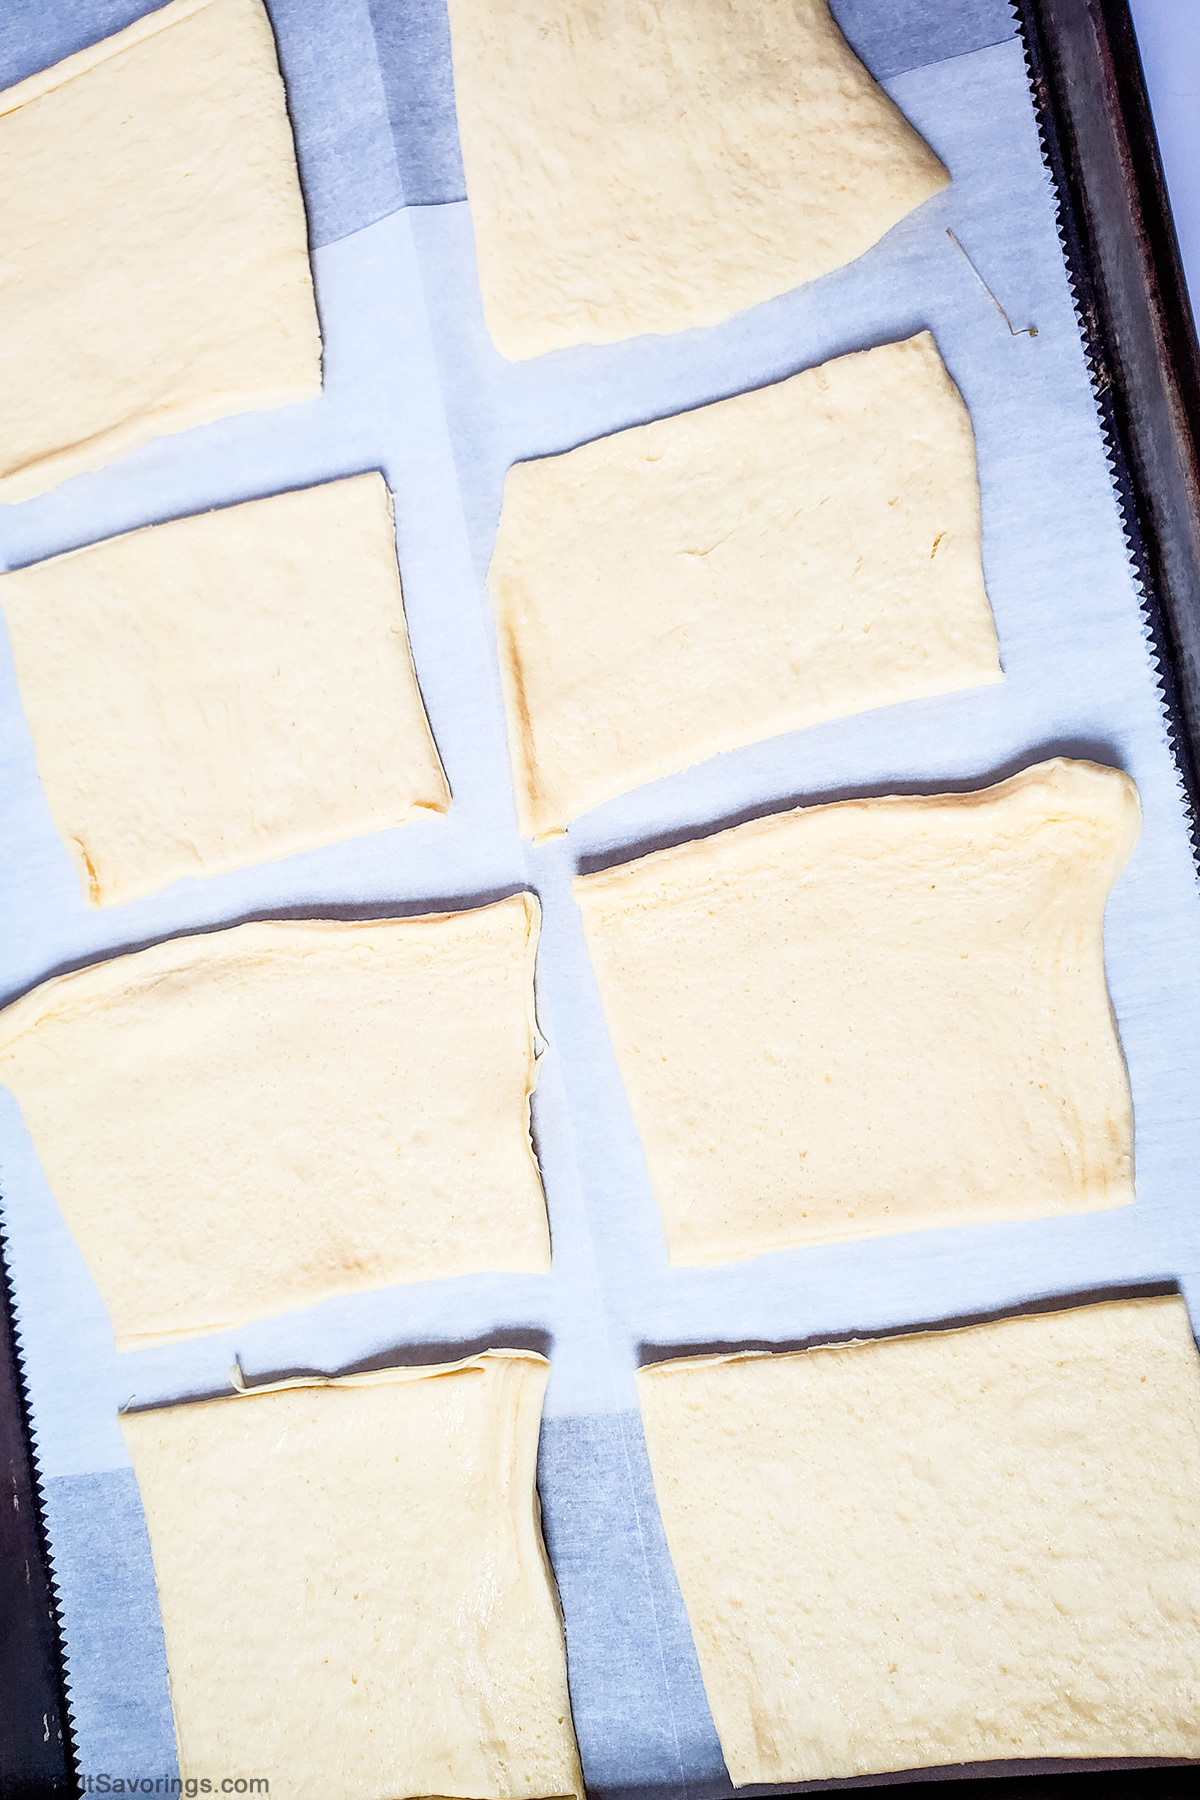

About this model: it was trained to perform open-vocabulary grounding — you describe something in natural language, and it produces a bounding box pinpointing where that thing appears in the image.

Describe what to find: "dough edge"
[0,0,321,505]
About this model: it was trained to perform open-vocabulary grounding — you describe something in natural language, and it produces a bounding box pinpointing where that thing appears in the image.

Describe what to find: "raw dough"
[637,1295,1200,1783]
[443,0,949,358]
[121,1351,583,1800]
[1,473,449,906]
[0,897,550,1349]
[574,759,1139,1263]
[0,0,320,503]
[491,333,1000,836]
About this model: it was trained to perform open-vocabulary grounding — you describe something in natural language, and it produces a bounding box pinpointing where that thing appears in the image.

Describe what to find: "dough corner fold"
[445,0,949,359]
[0,894,550,1349]
[574,758,1139,1263]
[120,1349,585,1800]
[0,471,449,906]
[636,1294,1200,1783]
[0,0,321,504]
[489,331,1001,838]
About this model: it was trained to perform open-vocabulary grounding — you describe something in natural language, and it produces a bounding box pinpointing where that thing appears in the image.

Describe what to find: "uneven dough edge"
[122,1351,586,1800]
[53,753,452,912]
[635,1294,1172,1386]
[0,903,536,1054]
[511,655,1005,842]
[492,580,549,841]
[574,757,1141,911]
[0,0,216,115]
[0,378,323,507]
[0,0,321,504]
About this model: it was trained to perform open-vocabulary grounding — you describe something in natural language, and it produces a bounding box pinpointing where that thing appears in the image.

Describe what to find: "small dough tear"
[0,897,551,1348]
[637,1296,1200,1783]
[121,1351,584,1800]
[575,759,1140,1262]
[443,0,949,357]
[1,473,450,906]
[0,0,321,502]
[490,334,1000,836]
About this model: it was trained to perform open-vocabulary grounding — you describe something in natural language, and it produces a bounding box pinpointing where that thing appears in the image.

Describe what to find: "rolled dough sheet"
[0,0,320,504]
[1,473,450,907]
[637,1295,1200,1783]
[121,1351,584,1800]
[491,333,1000,837]
[574,759,1139,1264]
[443,0,949,358]
[0,897,550,1349]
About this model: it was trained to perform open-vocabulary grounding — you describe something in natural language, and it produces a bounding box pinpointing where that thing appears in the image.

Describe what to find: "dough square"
[0,0,320,503]
[443,0,949,358]
[637,1296,1200,1783]
[491,334,1001,836]
[0,897,550,1349]
[121,1352,584,1800]
[1,472,449,906]
[575,760,1139,1263]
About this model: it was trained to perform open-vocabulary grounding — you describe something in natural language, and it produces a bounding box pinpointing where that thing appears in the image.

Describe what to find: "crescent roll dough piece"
[0,897,550,1349]
[121,1352,584,1800]
[443,0,949,358]
[637,1296,1200,1783]
[1,473,450,907]
[575,760,1140,1263]
[491,334,1000,836]
[0,0,320,503]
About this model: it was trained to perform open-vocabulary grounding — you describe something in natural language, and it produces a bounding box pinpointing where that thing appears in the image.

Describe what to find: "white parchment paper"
[2,1,1199,1792]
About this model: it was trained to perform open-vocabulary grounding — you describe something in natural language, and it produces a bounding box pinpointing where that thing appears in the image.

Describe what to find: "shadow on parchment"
[575,737,1123,878]
[0,880,534,1015]
[595,1752,1198,1799]
[121,1327,553,1413]
[637,1278,1181,1368]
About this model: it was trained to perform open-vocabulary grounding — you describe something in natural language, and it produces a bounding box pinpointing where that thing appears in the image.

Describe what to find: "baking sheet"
[3,0,1200,1792]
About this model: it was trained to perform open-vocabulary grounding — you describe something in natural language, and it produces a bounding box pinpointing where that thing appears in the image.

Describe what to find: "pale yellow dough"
[491,334,1000,835]
[121,1352,584,1800]
[1,473,449,906]
[575,760,1139,1263]
[0,897,550,1348]
[443,0,949,358]
[638,1296,1200,1783]
[0,0,320,503]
